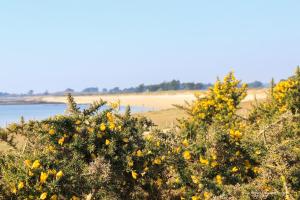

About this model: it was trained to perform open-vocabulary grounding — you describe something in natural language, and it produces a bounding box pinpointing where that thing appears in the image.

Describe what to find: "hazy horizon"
[1,1,299,93]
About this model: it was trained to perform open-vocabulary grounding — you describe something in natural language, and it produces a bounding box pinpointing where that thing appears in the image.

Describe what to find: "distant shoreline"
[0,98,64,105]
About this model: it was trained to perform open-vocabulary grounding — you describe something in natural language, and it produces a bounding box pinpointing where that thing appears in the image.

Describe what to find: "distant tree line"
[247,81,264,88]
[99,80,265,94]
[105,80,214,94]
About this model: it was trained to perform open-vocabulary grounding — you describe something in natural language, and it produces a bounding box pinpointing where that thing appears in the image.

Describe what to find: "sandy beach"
[26,89,268,110]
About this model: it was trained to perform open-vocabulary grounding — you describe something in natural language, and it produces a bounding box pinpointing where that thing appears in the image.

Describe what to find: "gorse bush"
[0,96,169,199]
[0,69,299,199]
[171,72,265,199]
[272,67,300,114]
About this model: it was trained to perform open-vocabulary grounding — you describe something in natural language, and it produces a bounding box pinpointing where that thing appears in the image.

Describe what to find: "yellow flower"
[191,175,199,184]
[144,167,149,172]
[143,134,150,141]
[203,191,211,199]
[182,139,189,147]
[105,139,110,145]
[128,160,134,167]
[100,123,106,131]
[40,192,47,200]
[234,130,242,139]
[50,194,58,200]
[198,112,205,119]
[106,112,113,121]
[131,170,138,179]
[156,141,160,147]
[31,160,41,169]
[58,137,65,145]
[255,150,261,155]
[253,166,260,174]
[75,120,81,125]
[106,112,112,118]
[182,151,191,160]
[174,147,181,154]
[215,175,222,185]
[155,178,162,187]
[47,145,56,152]
[28,170,34,176]
[231,166,239,173]
[229,129,242,139]
[40,172,48,183]
[122,138,129,143]
[49,129,55,135]
[109,123,116,130]
[199,156,209,165]
[48,169,57,175]
[11,186,17,194]
[211,154,217,160]
[71,196,80,200]
[56,170,63,180]
[24,159,31,167]
[87,127,94,133]
[153,157,162,165]
[192,196,201,200]
[211,161,218,168]
[18,181,24,190]
[136,150,143,157]
[110,101,120,109]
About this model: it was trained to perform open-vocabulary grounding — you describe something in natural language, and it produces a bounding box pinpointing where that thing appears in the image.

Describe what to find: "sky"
[0,1,299,93]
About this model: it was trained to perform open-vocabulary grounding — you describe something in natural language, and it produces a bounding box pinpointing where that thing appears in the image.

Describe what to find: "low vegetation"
[0,69,299,199]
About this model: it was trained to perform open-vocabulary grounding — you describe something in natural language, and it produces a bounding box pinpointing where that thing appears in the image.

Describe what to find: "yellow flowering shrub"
[1,70,300,199]
[0,95,169,199]
[189,72,247,126]
[172,72,267,199]
[272,68,300,113]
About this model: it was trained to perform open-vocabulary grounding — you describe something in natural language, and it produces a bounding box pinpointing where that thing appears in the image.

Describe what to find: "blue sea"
[0,104,151,127]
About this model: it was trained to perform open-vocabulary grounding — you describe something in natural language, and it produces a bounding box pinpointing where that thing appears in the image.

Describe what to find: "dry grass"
[135,108,187,129]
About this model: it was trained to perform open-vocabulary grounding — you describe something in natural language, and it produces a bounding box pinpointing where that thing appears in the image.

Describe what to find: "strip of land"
[25,89,268,110]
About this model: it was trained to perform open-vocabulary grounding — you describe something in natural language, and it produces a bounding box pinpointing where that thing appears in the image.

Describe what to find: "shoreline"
[0,100,64,105]
[0,96,61,105]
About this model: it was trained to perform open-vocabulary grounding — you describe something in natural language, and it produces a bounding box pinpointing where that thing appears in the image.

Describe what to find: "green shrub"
[0,95,169,199]
[0,69,299,199]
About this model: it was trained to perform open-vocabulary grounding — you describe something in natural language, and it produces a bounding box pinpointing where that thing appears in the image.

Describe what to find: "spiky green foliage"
[0,95,169,199]
[0,69,300,199]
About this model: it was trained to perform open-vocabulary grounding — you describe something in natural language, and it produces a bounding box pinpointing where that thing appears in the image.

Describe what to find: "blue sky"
[0,1,299,93]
